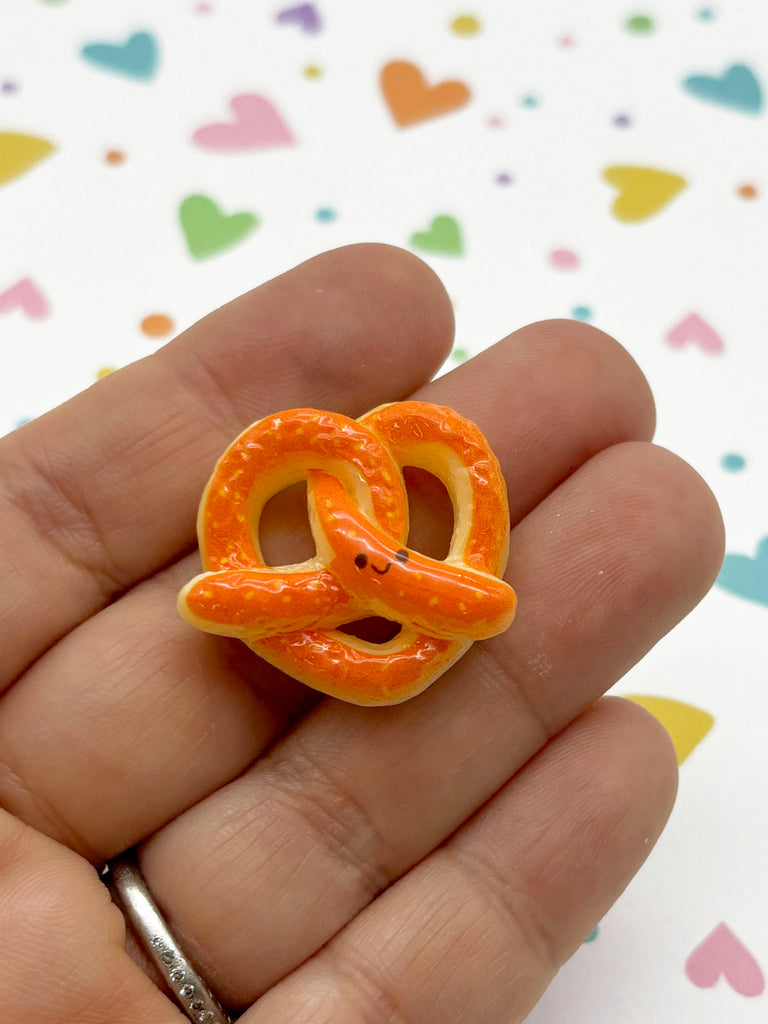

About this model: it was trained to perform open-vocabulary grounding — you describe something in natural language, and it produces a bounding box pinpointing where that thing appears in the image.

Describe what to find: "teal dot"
[315,207,337,223]
[625,14,654,33]
[572,304,592,321]
[721,452,746,472]
[696,6,715,20]
[584,926,599,943]
[521,94,539,108]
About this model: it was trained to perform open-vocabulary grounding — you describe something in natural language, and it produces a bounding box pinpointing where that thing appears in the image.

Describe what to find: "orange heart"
[381,61,471,127]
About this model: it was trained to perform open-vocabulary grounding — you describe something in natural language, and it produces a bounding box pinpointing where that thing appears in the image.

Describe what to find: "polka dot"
[2,81,19,95]
[625,14,654,33]
[521,94,539,108]
[96,366,116,380]
[721,453,746,472]
[571,305,592,321]
[696,6,715,20]
[495,172,513,186]
[558,35,575,47]
[140,313,175,338]
[315,207,337,223]
[487,115,505,128]
[303,64,323,79]
[584,927,599,943]
[194,2,214,11]
[737,183,758,200]
[613,113,632,128]
[549,248,580,270]
[15,416,33,428]
[451,14,481,36]
[451,347,469,362]
[105,149,126,165]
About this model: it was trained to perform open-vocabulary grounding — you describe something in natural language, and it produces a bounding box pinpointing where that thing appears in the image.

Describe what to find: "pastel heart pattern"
[0,132,56,186]
[275,3,322,33]
[179,195,259,259]
[683,63,763,115]
[193,94,295,151]
[410,215,464,256]
[0,278,50,319]
[716,535,768,607]
[665,313,724,354]
[381,61,471,127]
[624,696,714,764]
[81,31,159,80]
[602,165,687,222]
[685,923,765,997]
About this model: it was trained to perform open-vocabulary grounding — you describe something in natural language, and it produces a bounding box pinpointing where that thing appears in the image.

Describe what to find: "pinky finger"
[244,697,678,1024]
[0,808,182,1024]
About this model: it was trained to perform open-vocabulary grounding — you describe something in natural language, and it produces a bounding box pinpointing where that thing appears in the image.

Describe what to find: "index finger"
[0,245,454,690]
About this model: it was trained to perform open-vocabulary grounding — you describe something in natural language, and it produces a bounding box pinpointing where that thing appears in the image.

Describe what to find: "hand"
[0,244,723,1023]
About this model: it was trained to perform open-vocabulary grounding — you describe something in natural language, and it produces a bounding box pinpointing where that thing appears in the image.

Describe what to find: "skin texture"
[0,244,724,1022]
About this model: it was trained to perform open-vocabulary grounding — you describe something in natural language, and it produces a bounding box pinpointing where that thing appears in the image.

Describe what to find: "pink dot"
[487,115,505,128]
[549,248,580,270]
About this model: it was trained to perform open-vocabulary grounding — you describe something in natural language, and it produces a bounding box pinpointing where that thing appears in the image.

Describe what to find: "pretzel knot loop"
[178,402,516,705]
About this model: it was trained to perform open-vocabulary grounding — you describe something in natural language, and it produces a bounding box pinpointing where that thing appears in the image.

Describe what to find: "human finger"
[0,807,182,1024]
[134,444,722,1004]
[0,321,656,860]
[240,698,677,1023]
[0,244,453,690]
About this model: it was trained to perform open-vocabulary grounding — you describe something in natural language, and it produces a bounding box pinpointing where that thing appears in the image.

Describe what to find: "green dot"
[451,347,469,362]
[721,453,746,472]
[626,13,654,33]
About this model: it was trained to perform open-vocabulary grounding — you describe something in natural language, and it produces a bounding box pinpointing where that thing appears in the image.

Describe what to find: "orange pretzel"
[178,402,516,705]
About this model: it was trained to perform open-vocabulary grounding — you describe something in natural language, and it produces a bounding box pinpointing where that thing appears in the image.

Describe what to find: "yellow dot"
[96,366,116,380]
[459,601,467,611]
[140,313,175,338]
[429,595,439,606]
[451,14,481,35]
[304,64,323,79]
[282,595,291,603]
[474,590,483,599]
[246,591,255,599]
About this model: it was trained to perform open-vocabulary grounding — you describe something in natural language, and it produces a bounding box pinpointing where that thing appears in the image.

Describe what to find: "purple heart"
[275,3,322,34]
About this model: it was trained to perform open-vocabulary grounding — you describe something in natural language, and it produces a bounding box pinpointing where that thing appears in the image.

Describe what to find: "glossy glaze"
[178,402,516,705]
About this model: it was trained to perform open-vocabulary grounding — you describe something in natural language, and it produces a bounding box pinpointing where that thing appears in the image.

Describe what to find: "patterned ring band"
[103,853,232,1024]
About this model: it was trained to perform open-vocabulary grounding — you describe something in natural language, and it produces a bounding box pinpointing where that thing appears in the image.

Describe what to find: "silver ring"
[104,853,232,1024]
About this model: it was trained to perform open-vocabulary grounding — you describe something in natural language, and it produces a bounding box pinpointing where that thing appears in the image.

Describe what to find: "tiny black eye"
[395,548,409,562]
[354,552,368,569]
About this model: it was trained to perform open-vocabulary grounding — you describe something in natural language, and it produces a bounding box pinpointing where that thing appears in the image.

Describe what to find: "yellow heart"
[0,132,56,186]
[625,695,714,764]
[603,165,687,222]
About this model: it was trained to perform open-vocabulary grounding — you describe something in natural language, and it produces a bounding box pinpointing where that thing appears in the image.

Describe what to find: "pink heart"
[665,312,724,354]
[0,277,50,319]
[192,94,295,151]
[685,923,765,997]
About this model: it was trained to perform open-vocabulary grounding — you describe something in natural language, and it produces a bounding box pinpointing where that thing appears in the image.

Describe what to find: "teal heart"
[683,63,763,114]
[716,535,768,606]
[81,31,159,81]
[179,194,259,259]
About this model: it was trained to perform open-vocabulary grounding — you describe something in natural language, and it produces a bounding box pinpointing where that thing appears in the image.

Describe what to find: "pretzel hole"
[403,467,453,560]
[338,618,403,644]
[259,481,315,566]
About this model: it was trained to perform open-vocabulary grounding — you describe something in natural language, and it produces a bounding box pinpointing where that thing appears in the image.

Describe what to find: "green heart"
[410,214,463,256]
[179,194,259,259]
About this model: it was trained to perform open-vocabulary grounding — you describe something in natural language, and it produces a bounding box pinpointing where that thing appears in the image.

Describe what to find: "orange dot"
[737,183,758,199]
[105,149,126,165]
[140,313,175,338]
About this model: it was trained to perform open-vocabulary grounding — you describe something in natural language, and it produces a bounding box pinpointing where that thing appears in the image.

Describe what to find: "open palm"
[0,245,723,1023]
